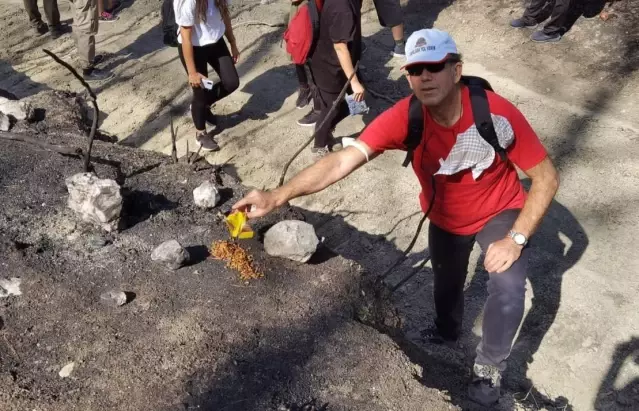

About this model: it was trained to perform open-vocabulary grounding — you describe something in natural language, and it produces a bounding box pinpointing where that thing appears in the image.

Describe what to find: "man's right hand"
[350,79,365,102]
[232,189,281,219]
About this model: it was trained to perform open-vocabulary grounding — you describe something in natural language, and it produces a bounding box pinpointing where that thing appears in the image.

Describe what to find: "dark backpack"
[402,76,506,168]
[161,0,179,47]
[283,0,323,65]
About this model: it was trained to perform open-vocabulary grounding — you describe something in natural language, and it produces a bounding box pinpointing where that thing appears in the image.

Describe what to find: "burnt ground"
[0,91,471,411]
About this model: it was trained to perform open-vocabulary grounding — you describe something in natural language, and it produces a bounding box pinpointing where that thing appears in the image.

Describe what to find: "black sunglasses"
[406,61,455,76]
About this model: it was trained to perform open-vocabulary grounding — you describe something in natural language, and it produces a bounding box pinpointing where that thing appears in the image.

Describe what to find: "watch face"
[514,233,526,245]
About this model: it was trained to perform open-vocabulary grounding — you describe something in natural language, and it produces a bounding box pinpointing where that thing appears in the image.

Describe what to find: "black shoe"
[92,54,105,66]
[82,67,114,82]
[531,30,562,43]
[297,109,320,127]
[468,363,502,406]
[420,326,459,347]
[195,132,220,152]
[510,18,537,29]
[50,25,64,39]
[35,22,49,37]
[295,86,312,109]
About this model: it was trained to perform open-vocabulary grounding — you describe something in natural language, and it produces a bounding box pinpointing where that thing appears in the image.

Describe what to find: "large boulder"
[193,181,220,209]
[65,173,122,232]
[151,240,189,270]
[0,112,9,131]
[0,96,32,121]
[264,220,319,263]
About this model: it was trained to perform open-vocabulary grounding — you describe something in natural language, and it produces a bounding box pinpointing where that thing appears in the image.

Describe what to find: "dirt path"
[1,0,638,410]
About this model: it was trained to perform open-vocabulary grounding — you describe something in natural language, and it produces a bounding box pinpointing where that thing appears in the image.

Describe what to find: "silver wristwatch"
[508,230,528,246]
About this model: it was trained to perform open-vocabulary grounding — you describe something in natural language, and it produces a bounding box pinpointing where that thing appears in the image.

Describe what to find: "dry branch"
[43,48,99,172]
[278,61,360,187]
[170,114,178,164]
[0,132,83,157]
[234,20,286,28]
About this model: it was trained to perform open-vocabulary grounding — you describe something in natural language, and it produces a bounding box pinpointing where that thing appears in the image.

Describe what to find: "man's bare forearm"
[272,147,368,206]
[512,157,560,238]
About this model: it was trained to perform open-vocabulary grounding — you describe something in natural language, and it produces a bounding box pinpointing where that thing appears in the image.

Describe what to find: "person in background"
[71,0,112,80]
[300,0,363,156]
[510,0,573,43]
[22,0,62,38]
[174,0,240,152]
[371,0,405,56]
[98,0,120,22]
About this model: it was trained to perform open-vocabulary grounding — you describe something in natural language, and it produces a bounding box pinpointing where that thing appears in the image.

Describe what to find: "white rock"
[151,240,189,270]
[264,220,319,263]
[65,173,122,232]
[0,97,32,121]
[0,112,10,131]
[193,181,220,208]
[100,291,127,306]
[59,362,75,378]
[0,277,22,298]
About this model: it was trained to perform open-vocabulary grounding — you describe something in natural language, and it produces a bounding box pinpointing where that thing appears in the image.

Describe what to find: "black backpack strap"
[403,94,424,167]
[462,76,507,161]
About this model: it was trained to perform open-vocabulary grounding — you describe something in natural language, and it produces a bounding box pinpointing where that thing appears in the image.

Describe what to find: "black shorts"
[372,0,403,28]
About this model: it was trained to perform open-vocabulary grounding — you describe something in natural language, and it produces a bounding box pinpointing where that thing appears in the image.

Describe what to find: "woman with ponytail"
[174,0,240,151]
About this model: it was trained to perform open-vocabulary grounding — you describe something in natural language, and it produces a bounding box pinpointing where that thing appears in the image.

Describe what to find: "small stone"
[0,112,10,131]
[0,97,32,121]
[0,277,22,298]
[66,173,122,232]
[193,181,220,208]
[59,362,75,378]
[151,240,189,270]
[87,234,108,249]
[264,220,319,263]
[100,291,127,306]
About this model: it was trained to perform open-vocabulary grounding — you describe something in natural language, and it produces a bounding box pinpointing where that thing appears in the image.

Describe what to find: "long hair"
[194,0,229,23]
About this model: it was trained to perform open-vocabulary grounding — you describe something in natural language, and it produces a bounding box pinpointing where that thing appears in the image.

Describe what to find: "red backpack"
[283,0,323,65]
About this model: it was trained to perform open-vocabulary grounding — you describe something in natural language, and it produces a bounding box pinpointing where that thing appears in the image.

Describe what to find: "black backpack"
[161,0,179,47]
[402,76,506,168]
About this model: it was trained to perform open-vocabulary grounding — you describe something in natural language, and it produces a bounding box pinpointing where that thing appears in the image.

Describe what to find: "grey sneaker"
[531,30,562,43]
[195,132,220,152]
[468,363,501,406]
[34,22,49,37]
[391,42,405,57]
[295,86,312,109]
[510,18,537,29]
[311,146,330,157]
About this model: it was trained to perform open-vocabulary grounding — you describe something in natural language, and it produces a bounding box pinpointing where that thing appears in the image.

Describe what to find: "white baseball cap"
[401,29,459,69]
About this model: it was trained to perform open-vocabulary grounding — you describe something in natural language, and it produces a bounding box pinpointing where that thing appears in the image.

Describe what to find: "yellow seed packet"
[225,210,255,239]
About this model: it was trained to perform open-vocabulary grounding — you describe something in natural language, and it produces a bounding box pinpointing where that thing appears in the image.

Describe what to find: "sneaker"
[329,140,343,152]
[195,132,220,152]
[34,22,49,37]
[297,109,320,127]
[468,363,502,406]
[295,86,312,109]
[82,67,114,82]
[311,146,330,157]
[391,42,405,58]
[510,18,537,29]
[420,326,459,348]
[99,11,119,22]
[531,30,562,43]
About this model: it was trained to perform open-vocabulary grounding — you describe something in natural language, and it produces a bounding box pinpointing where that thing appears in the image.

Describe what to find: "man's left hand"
[484,237,523,274]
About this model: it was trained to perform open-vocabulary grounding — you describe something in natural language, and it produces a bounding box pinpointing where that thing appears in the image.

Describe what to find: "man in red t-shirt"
[233,29,559,405]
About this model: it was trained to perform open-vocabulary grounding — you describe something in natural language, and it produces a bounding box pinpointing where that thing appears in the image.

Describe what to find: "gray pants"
[23,0,60,27]
[429,209,528,371]
[70,0,99,69]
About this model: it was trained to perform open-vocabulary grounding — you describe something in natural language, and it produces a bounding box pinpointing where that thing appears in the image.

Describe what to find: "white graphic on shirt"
[434,114,514,180]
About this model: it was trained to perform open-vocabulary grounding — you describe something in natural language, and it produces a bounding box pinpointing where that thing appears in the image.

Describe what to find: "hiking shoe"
[311,146,330,158]
[468,363,502,406]
[82,67,114,82]
[92,54,105,65]
[421,326,459,348]
[99,11,119,22]
[297,109,320,127]
[510,18,537,29]
[531,30,562,43]
[34,22,49,37]
[391,42,406,57]
[295,86,312,109]
[196,132,220,152]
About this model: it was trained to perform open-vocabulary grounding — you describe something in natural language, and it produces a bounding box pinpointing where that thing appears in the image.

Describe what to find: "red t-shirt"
[359,86,547,235]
